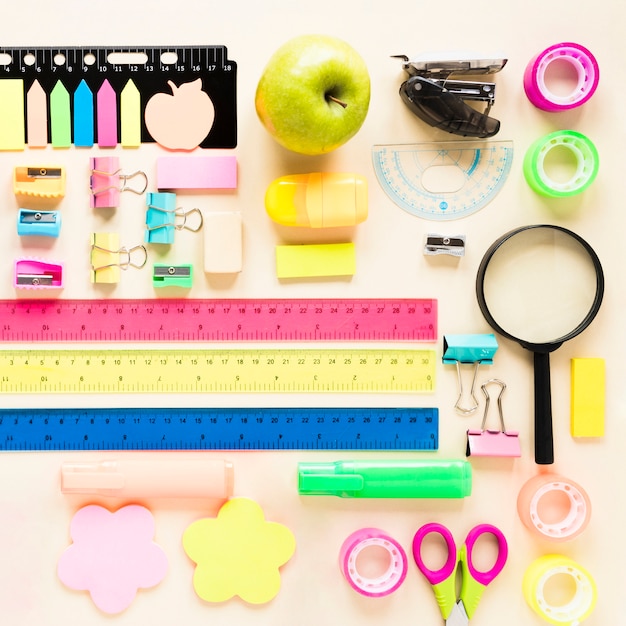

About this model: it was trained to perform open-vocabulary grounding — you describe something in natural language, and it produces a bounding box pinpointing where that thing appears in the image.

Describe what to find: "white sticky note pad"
[203,211,243,274]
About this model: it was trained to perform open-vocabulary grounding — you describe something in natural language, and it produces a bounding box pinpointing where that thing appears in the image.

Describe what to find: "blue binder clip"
[443,333,499,414]
[17,208,61,238]
[145,192,203,244]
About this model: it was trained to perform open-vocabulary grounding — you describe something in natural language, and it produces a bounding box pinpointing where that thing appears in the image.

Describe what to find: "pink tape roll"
[517,473,591,542]
[339,528,407,597]
[524,42,599,111]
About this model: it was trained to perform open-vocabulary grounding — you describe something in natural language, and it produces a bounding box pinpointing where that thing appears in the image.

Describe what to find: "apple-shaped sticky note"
[145,78,215,151]
[255,34,370,155]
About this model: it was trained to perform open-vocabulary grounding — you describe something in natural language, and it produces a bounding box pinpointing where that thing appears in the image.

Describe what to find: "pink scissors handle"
[411,522,457,585]
[464,523,508,586]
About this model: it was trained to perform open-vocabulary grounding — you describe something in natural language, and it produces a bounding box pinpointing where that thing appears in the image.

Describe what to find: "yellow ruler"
[0,348,436,393]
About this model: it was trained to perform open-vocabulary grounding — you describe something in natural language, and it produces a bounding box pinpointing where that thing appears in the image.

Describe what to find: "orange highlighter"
[61,456,234,499]
[265,172,368,228]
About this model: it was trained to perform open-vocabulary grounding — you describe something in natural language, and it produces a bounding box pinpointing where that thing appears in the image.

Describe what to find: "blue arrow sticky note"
[74,79,94,147]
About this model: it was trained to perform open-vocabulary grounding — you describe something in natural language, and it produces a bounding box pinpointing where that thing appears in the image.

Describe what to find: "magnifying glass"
[476,224,604,464]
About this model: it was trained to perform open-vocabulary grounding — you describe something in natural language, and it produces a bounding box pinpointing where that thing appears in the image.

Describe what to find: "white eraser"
[203,211,243,274]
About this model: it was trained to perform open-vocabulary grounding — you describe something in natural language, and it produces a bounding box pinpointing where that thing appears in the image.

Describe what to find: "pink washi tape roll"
[523,42,599,111]
[339,528,407,597]
[517,473,591,542]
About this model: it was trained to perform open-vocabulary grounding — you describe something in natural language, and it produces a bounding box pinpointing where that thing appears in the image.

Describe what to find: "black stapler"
[393,53,507,138]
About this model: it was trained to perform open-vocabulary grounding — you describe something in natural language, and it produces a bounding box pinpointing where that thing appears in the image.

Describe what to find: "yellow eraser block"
[571,358,605,437]
[276,242,356,278]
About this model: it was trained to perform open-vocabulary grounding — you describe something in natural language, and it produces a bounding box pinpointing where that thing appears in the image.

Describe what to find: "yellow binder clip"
[90,232,148,284]
[13,166,66,199]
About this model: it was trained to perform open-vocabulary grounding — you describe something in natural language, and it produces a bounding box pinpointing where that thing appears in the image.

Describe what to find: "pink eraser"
[157,156,237,190]
[57,504,168,614]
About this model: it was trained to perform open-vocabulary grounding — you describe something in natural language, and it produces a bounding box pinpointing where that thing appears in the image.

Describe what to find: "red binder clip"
[466,379,521,457]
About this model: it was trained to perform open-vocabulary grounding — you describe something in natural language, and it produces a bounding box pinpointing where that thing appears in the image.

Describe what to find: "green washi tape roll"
[523,130,599,197]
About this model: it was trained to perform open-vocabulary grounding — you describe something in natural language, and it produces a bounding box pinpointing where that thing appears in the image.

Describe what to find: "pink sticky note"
[57,504,168,614]
[97,79,118,147]
[157,156,237,190]
[26,80,48,147]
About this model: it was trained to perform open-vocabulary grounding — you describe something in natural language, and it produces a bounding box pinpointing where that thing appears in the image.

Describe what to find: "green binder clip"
[152,264,193,289]
[443,334,498,414]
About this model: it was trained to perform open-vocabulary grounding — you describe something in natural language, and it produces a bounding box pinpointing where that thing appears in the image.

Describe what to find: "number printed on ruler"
[0,349,436,393]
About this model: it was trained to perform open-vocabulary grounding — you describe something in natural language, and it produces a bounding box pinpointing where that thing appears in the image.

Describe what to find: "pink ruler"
[0,298,437,342]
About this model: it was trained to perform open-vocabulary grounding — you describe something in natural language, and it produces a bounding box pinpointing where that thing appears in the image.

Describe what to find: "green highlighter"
[298,459,472,499]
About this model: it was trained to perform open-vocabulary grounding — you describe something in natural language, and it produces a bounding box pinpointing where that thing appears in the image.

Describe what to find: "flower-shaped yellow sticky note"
[183,497,295,604]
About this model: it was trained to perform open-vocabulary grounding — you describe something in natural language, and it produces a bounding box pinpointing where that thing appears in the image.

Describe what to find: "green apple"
[255,35,370,155]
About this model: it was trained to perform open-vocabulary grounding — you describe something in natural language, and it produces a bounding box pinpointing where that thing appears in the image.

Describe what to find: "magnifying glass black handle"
[534,351,554,465]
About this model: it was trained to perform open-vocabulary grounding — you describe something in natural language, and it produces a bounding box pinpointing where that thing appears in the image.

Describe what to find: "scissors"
[412,523,508,625]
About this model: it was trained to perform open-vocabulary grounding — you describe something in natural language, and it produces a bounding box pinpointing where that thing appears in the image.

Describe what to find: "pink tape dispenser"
[466,379,521,457]
[89,157,148,208]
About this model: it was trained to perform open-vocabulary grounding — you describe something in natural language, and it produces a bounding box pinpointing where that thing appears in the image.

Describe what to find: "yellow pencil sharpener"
[265,172,368,228]
[13,166,66,199]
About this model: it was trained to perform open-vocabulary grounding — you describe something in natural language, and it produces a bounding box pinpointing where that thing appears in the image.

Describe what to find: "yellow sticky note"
[183,498,296,604]
[276,242,356,278]
[571,358,605,437]
[0,79,25,150]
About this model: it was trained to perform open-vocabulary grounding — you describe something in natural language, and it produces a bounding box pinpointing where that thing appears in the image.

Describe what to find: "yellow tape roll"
[522,555,597,624]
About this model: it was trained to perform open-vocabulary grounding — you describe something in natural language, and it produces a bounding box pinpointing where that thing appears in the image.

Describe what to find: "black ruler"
[0,45,237,148]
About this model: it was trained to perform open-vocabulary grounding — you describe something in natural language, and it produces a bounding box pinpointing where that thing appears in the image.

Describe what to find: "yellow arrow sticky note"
[121,79,141,147]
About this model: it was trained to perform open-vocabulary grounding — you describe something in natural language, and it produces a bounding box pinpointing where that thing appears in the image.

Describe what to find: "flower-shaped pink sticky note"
[183,497,295,604]
[57,504,168,614]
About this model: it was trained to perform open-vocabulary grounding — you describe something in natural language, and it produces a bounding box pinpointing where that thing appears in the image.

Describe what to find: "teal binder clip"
[443,333,498,414]
[152,264,193,288]
[145,192,203,244]
[17,208,61,237]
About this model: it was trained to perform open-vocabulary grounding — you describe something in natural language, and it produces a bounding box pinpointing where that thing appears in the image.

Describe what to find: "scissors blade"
[445,602,469,626]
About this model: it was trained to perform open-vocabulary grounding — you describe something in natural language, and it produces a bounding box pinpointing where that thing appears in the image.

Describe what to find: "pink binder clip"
[466,379,521,457]
[89,157,148,208]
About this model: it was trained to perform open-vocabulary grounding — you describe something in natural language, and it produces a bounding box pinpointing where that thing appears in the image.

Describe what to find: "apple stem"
[326,94,348,109]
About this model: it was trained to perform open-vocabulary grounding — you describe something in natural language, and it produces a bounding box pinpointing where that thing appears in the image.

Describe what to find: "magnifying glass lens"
[481,228,599,344]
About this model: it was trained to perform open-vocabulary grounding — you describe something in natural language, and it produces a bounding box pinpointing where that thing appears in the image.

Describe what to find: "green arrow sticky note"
[50,81,71,148]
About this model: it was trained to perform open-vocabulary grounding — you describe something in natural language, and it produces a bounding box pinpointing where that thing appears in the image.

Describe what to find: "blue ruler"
[0,407,438,451]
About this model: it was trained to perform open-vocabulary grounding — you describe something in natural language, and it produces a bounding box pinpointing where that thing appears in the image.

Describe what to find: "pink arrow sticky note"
[97,79,118,147]
[26,80,48,147]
